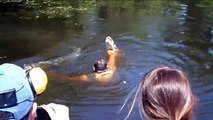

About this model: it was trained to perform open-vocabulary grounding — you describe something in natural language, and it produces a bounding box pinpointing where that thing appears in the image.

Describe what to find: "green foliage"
[0,0,96,19]
[0,0,22,3]
[21,0,75,18]
[97,0,135,8]
[1,0,213,19]
[195,0,213,20]
[0,0,171,19]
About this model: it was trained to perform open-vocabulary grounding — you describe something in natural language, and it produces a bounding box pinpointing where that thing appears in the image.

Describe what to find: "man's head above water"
[93,57,107,73]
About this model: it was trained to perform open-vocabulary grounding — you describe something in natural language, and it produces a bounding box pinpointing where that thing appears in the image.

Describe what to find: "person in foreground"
[0,63,69,120]
[47,36,121,83]
[141,66,196,120]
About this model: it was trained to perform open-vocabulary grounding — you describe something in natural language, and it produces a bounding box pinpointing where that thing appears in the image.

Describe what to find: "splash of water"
[24,46,81,69]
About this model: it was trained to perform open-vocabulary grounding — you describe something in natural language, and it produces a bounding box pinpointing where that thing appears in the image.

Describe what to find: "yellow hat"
[29,67,48,95]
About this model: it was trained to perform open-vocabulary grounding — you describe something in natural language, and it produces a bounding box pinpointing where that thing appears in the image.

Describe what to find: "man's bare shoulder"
[91,69,114,82]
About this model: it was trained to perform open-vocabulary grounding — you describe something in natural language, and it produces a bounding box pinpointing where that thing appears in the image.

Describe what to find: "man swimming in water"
[47,36,121,82]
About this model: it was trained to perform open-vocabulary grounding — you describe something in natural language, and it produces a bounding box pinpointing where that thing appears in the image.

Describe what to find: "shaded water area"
[0,1,213,120]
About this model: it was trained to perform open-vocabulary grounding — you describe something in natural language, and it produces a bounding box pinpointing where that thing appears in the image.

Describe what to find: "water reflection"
[1,1,213,120]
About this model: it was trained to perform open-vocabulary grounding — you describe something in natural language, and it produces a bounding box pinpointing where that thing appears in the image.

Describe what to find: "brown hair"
[141,67,196,120]
[93,57,107,73]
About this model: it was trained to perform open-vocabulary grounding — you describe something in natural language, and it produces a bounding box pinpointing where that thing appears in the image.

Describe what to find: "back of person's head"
[141,67,196,120]
[93,57,107,73]
[0,63,48,120]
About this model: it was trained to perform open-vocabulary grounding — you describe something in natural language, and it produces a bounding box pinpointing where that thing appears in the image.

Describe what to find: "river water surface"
[0,1,213,120]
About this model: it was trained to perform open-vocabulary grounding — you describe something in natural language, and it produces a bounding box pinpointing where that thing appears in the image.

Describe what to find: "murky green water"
[0,1,213,120]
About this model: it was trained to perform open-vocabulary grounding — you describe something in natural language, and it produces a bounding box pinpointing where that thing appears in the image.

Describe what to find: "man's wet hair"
[93,57,107,73]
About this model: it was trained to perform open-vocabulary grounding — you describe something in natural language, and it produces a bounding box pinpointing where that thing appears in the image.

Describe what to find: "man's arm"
[105,36,121,72]
[107,50,120,72]
[47,72,89,82]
